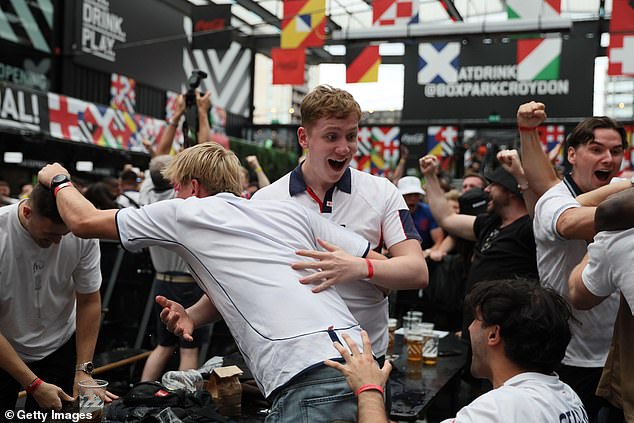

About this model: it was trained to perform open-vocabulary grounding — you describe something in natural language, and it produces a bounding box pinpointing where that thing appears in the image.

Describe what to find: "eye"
[326,133,337,141]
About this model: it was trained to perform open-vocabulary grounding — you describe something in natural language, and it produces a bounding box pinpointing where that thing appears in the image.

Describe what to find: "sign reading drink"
[81,0,127,62]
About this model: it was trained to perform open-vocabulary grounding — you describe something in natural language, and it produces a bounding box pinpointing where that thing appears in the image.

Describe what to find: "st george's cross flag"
[346,44,380,83]
[110,73,136,114]
[517,37,562,81]
[372,0,418,26]
[417,42,460,84]
[507,0,560,19]
[281,0,326,49]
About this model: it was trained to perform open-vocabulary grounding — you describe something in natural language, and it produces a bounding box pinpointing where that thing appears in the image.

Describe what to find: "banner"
[281,0,326,49]
[272,48,305,85]
[0,83,48,133]
[372,0,418,26]
[351,126,400,178]
[346,45,380,83]
[403,22,596,120]
[191,4,232,50]
[110,73,136,114]
[507,0,560,19]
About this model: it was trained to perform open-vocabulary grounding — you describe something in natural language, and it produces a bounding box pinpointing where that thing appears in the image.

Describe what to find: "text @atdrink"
[4,408,94,422]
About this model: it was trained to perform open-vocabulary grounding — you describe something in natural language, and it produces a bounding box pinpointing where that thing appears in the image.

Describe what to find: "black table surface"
[388,333,469,421]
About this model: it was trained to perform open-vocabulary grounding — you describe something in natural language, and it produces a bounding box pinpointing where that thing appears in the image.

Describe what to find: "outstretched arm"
[246,155,271,188]
[38,164,118,239]
[497,149,537,217]
[157,94,185,156]
[157,295,221,342]
[419,155,476,241]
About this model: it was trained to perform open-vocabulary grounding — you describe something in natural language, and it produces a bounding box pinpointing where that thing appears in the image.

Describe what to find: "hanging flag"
[417,42,460,84]
[191,4,232,50]
[372,0,418,26]
[346,44,380,83]
[427,126,457,158]
[610,0,634,33]
[507,0,560,19]
[48,93,88,142]
[351,126,400,177]
[110,73,136,114]
[272,47,305,85]
[517,37,562,81]
[281,0,326,49]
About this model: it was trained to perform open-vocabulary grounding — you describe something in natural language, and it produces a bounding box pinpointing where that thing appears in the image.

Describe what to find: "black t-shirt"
[467,213,538,289]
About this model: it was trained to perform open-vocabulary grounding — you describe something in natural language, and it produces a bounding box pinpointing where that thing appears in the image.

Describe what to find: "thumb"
[60,390,74,402]
[155,295,170,307]
[317,237,338,252]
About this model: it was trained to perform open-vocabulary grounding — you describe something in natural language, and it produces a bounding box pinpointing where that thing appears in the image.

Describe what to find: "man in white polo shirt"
[252,85,428,359]
[38,143,382,422]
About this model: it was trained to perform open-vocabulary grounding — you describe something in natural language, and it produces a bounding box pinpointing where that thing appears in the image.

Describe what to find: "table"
[388,333,469,421]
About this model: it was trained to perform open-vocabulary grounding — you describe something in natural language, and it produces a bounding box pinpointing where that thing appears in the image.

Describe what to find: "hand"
[292,238,368,293]
[496,149,525,178]
[38,163,70,188]
[246,155,260,171]
[517,101,546,129]
[324,330,392,393]
[196,91,212,114]
[399,145,409,160]
[156,295,195,342]
[419,155,439,178]
[73,373,119,403]
[429,250,446,262]
[31,381,73,410]
[174,94,186,117]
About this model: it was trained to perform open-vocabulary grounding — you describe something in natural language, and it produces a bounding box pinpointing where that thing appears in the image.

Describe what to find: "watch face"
[51,174,69,187]
[85,362,94,373]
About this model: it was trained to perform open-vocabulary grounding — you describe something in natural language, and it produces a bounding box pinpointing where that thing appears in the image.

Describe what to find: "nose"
[334,139,351,155]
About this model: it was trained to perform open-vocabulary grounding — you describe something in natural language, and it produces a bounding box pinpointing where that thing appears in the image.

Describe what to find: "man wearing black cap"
[419,155,538,297]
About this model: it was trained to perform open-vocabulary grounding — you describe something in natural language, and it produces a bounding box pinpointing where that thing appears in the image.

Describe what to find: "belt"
[155,272,195,283]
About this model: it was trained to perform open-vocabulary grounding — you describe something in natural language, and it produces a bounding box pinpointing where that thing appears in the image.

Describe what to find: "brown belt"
[155,272,195,283]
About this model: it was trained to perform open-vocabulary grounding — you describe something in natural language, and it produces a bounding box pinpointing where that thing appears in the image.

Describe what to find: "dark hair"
[566,116,627,151]
[28,184,64,225]
[465,279,572,374]
[119,169,139,184]
[84,182,119,210]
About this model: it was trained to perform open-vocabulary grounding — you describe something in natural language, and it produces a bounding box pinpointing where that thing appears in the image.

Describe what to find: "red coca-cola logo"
[195,19,225,32]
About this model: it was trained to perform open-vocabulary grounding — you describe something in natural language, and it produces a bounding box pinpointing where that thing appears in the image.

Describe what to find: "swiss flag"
[272,48,305,85]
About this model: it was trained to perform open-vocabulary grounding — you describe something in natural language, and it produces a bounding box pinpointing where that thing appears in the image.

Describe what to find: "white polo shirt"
[534,179,618,367]
[252,166,420,356]
[441,372,587,423]
[0,203,102,362]
[115,193,369,397]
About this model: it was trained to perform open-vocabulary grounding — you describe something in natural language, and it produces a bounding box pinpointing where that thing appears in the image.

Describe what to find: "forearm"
[568,255,605,309]
[576,180,632,207]
[423,174,454,226]
[197,109,210,144]
[519,128,559,195]
[557,207,597,241]
[186,295,221,327]
[75,292,101,366]
[254,167,271,187]
[56,187,118,239]
[358,392,389,423]
[367,240,428,289]
[157,118,181,156]
[0,334,38,388]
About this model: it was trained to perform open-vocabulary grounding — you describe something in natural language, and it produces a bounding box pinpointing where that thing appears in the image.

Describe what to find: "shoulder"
[252,173,292,200]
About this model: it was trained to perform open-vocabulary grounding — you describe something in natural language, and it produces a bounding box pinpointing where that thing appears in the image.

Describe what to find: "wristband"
[365,258,374,280]
[169,121,178,128]
[254,166,263,173]
[53,182,73,197]
[26,377,43,394]
[356,383,384,397]
[518,126,538,133]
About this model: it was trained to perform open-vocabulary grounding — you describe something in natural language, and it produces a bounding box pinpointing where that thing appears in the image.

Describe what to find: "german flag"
[281,0,326,49]
[346,44,380,83]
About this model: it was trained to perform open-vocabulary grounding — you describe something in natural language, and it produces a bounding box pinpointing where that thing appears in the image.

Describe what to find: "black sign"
[403,22,597,120]
[191,5,232,51]
[0,82,49,133]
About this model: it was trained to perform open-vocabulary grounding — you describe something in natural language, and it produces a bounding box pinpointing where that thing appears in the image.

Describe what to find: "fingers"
[60,390,74,402]
[155,295,171,308]
[294,249,327,260]
[316,237,339,252]
[360,330,372,355]
[324,359,345,372]
[341,333,362,357]
[105,390,119,402]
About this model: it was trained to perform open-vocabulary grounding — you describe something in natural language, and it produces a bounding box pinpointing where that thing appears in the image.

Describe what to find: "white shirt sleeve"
[534,187,580,242]
[72,238,102,294]
[116,200,181,252]
[379,179,412,248]
[582,235,615,298]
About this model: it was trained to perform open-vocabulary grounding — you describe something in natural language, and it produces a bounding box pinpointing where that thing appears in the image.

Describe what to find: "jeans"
[266,365,357,423]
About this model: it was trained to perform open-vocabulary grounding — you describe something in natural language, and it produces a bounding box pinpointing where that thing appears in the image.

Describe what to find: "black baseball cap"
[459,188,488,216]
[485,167,522,196]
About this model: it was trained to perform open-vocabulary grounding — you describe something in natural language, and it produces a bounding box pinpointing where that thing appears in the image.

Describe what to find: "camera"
[183,69,208,148]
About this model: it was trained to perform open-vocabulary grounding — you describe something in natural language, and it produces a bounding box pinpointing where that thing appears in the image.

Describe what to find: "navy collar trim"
[563,173,584,196]
[289,165,352,196]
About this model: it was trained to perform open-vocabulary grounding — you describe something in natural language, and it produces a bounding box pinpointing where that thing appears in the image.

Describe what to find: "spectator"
[84,182,119,210]
[519,101,629,419]
[116,169,141,208]
[462,172,487,193]
[19,183,34,200]
[252,85,428,360]
[138,155,206,382]
[397,176,444,252]
[0,184,115,411]
[0,180,18,206]
[38,143,394,421]
[568,186,634,422]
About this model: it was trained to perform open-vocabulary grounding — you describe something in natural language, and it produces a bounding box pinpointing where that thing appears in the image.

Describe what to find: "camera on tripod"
[183,69,208,148]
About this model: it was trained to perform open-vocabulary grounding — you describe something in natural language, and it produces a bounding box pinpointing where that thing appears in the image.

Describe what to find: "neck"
[498,201,527,227]
[490,357,526,389]
[301,160,334,199]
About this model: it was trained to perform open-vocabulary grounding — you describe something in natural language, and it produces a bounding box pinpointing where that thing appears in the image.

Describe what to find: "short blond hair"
[163,143,242,196]
[444,189,461,202]
[300,85,362,131]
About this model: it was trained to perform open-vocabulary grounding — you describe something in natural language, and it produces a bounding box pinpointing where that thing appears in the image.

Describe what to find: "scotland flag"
[418,42,460,84]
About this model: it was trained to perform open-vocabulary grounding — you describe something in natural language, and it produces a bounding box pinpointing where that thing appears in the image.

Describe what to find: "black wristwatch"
[50,174,71,191]
[75,361,94,376]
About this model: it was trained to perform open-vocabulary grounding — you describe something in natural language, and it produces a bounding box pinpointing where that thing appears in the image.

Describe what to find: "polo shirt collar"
[563,173,584,196]
[289,164,352,196]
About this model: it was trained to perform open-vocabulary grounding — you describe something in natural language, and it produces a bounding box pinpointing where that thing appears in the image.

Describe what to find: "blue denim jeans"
[265,365,357,423]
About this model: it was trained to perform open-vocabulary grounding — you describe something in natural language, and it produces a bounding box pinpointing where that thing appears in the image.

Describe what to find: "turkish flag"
[272,48,305,85]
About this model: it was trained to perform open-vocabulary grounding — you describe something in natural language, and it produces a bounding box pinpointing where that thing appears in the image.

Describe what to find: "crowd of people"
[0,85,632,423]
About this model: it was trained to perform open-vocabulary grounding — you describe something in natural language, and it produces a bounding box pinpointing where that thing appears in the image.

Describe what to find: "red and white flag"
[48,93,88,142]
[372,0,417,27]
[110,73,136,114]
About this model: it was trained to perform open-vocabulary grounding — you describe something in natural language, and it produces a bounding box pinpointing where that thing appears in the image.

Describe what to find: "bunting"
[372,0,418,26]
[351,126,400,178]
[507,0,560,19]
[346,45,380,83]
[608,0,634,76]
[281,0,326,49]
[272,47,306,85]
[110,73,136,114]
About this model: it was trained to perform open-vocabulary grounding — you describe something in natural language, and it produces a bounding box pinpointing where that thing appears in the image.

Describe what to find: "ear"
[22,204,33,220]
[487,325,501,346]
[298,126,309,150]
[190,179,210,198]
[567,146,576,166]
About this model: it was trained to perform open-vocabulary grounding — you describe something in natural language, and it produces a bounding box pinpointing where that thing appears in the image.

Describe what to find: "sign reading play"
[404,22,596,120]
[81,0,127,62]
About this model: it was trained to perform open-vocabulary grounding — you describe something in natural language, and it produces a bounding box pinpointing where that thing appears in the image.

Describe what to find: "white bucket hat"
[397,176,426,196]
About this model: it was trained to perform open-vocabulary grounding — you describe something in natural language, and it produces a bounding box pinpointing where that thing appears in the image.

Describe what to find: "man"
[116,169,141,208]
[1,180,18,206]
[0,184,110,411]
[568,187,634,422]
[419,155,538,295]
[138,155,206,382]
[38,143,390,422]
[252,85,427,358]
[461,172,487,193]
[329,279,587,423]
[396,176,444,252]
[518,101,627,418]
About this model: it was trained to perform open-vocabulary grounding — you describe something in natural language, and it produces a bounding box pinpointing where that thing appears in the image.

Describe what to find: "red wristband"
[365,258,374,280]
[356,383,384,397]
[518,126,538,133]
[26,377,43,394]
[53,182,73,197]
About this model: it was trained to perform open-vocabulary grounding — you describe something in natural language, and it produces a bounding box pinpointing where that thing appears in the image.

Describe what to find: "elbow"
[69,218,95,239]
[415,260,429,289]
